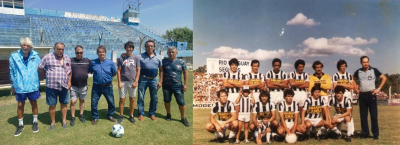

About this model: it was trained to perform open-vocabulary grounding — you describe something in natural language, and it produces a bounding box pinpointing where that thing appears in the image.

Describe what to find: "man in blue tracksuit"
[9,37,41,136]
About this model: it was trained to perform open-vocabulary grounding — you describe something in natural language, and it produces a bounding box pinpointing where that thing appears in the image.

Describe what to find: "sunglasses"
[75,52,83,54]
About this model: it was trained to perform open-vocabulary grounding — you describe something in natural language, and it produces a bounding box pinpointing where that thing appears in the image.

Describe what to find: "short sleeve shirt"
[162,58,187,85]
[139,52,162,77]
[38,53,71,90]
[71,58,91,88]
[117,54,141,82]
[353,66,382,92]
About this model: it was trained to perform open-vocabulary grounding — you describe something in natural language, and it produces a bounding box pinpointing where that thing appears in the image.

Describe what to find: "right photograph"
[193,0,400,144]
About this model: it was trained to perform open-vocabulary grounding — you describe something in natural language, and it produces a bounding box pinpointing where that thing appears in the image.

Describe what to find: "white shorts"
[70,86,87,101]
[344,91,351,98]
[270,91,284,106]
[293,91,307,107]
[253,92,260,102]
[238,113,251,122]
[283,121,294,130]
[118,81,138,98]
[228,92,239,103]
[305,118,323,127]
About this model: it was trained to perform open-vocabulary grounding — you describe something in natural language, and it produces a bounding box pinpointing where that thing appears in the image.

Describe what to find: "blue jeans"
[137,76,158,116]
[91,83,115,120]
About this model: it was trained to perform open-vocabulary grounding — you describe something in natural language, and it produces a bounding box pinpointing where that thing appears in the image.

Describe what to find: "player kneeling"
[276,89,306,142]
[302,86,329,141]
[255,115,273,144]
[205,89,239,143]
[250,90,279,144]
[328,86,353,142]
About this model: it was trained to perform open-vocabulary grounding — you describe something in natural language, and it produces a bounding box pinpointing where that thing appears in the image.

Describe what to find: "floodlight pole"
[139,35,147,54]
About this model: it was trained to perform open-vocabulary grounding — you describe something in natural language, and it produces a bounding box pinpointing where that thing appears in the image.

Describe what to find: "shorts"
[118,81,137,98]
[228,92,239,103]
[162,84,185,106]
[270,91,284,106]
[46,87,69,106]
[293,91,307,107]
[238,113,251,122]
[284,121,294,130]
[344,91,351,98]
[253,92,260,102]
[15,90,41,102]
[70,86,87,101]
[305,118,322,127]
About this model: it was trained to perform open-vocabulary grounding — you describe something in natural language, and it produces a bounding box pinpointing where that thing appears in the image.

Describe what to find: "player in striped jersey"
[288,59,309,117]
[234,86,255,144]
[328,86,353,142]
[332,59,355,136]
[246,60,265,102]
[250,90,279,138]
[302,86,329,141]
[265,58,288,107]
[205,89,239,143]
[255,115,273,144]
[277,89,306,137]
[223,58,245,102]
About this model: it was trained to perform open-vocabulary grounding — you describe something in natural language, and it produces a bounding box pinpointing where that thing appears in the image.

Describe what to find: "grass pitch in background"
[0,72,193,145]
[193,105,400,144]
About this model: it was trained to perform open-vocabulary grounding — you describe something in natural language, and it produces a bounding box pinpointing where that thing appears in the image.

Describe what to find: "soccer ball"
[112,124,124,138]
[285,133,297,143]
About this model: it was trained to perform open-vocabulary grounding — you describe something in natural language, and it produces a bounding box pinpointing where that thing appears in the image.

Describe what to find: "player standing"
[288,59,309,120]
[246,60,265,102]
[223,58,245,102]
[265,58,288,107]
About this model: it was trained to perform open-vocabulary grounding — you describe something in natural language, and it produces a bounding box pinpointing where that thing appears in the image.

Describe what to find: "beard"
[21,48,31,54]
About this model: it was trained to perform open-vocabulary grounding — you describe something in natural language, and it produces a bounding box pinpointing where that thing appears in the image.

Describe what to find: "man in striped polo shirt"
[205,89,239,143]
[289,59,309,117]
[246,60,265,102]
[223,58,245,103]
[266,58,288,107]
[353,56,386,140]
[137,39,163,121]
[332,59,355,136]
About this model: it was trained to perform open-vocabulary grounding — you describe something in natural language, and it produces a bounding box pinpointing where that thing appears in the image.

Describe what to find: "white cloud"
[287,37,377,58]
[202,46,285,61]
[286,13,321,27]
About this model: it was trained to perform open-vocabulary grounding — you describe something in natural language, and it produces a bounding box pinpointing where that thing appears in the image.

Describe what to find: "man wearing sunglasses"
[69,45,91,126]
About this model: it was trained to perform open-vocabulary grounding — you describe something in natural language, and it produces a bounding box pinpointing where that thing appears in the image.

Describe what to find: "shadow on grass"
[114,106,172,121]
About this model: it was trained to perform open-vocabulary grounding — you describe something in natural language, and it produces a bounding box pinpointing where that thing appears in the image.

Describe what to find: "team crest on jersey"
[228,79,239,83]
[123,59,135,67]
[307,106,322,114]
[284,112,295,119]
[218,112,231,120]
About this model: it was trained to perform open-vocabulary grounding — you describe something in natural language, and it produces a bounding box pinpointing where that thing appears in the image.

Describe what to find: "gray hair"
[20,37,34,48]
[97,45,107,53]
[168,46,177,52]
[53,42,65,48]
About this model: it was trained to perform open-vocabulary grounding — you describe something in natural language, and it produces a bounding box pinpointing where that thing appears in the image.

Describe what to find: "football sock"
[332,127,341,134]
[347,122,353,137]
[33,115,38,123]
[266,133,271,143]
[321,126,327,135]
[229,131,236,138]
[18,118,23,126]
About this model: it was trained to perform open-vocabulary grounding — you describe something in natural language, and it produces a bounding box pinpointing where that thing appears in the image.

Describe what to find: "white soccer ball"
[285,133,297,143]
[112,124,124,138]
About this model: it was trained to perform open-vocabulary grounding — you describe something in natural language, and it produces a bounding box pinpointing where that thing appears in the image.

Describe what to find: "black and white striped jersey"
[288,71,309,92]
[253,101,276,121]
[211,100,235,121]
[266,70,287,92]
[278,101,299,122]
[236,96,253,114]
[223,70,244,93]
[257,122,269,133]
[303,96,327,119]
[329,96,352,115]
[246,72,265,93]
[332,72,353,92]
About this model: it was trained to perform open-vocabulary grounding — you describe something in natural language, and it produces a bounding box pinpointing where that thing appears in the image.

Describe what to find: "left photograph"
[0,0,193,144]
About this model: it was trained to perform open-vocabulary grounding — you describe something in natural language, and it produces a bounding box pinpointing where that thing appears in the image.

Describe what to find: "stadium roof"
[163,50,192,58]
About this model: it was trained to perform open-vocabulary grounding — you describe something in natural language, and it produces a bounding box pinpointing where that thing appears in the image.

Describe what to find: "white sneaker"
[244,139,250,144]
[235,140,240,144]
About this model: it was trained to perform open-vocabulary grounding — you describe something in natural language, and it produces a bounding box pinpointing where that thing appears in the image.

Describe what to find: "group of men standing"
[10,37,190,137]
[206,57,386,143]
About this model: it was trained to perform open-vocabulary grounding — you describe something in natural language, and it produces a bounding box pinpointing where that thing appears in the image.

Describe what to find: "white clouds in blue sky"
[286,13,321,27]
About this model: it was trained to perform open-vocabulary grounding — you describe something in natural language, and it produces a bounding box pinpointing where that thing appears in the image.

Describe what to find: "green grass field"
[194,104,400,144]
[0,72,193,145]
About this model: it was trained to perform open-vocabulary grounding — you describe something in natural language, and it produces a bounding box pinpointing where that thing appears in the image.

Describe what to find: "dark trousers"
[359,92,379,137]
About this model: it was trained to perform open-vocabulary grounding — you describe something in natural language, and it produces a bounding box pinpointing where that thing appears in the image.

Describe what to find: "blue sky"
[194,0,400,75]
[25,0,193,34]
